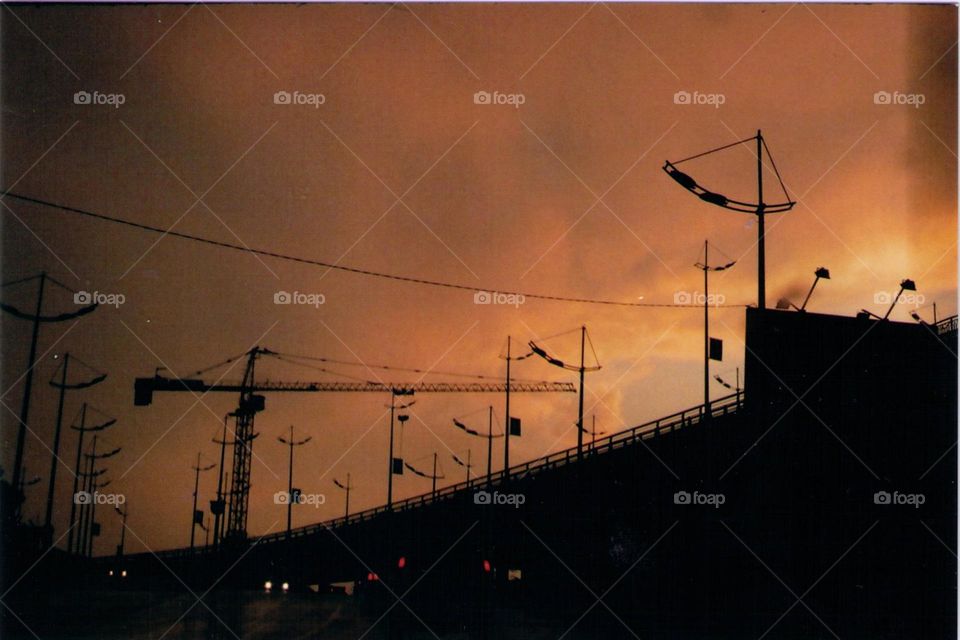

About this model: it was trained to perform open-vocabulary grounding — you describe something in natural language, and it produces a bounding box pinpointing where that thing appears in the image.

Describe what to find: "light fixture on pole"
[529,327,601,459]
[664,130,795,310]
[190,453,215,552]
[333,474,352,519]
[695,241,736,419]
[387,391,415,508]
[278,425,311,538]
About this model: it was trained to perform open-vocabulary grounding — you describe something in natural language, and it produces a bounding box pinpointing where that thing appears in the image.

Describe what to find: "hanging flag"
[193,509,204,525]
[709,338,723,361]
[392,457,404,475]
[509,417,522,436]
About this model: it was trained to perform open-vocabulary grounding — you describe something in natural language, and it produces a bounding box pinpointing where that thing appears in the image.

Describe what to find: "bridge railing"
[251,390,744,545]
[139,392,744,560]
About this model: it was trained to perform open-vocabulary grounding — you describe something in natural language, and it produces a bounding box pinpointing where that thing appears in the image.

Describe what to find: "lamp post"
[114,505,128,556]
[334,474,351,519]
[278,425,311,538]
[387,392,415,508]
[695,241,736,419]
[190,453,215,552]
[45,354,106,539]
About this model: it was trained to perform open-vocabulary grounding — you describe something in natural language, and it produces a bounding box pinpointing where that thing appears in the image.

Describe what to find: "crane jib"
[133,376,576,406]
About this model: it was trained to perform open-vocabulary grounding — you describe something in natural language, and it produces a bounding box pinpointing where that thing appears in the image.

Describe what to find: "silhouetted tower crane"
[134,346,575,542]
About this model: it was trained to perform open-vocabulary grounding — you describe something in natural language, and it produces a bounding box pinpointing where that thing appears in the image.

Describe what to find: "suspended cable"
[671,136,757,165]
[1,191,747,309]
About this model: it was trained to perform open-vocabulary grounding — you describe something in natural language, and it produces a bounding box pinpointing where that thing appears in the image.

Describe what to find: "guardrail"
[935,315,958,336]
[138,391,743,561]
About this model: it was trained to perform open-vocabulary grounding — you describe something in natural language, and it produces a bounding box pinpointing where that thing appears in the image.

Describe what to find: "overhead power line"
[1,191,748,309]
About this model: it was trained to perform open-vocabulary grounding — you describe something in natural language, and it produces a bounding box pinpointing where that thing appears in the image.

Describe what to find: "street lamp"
[190,453,215,552]
[278,425,311,538]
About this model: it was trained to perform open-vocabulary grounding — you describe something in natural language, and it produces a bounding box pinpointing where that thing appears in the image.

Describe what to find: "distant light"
[282,582,289,592]
[108,570,114,576]
[482,560,492,573]
[398,556,406,569]
[367,572,379,582]
[264,580,273,591]
[121,570,127,578]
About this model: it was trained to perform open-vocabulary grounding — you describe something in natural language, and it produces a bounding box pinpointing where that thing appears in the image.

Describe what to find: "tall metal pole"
[189,452,212,551]
[704,240,710,418]
[431,453,438,498]
[486,406,493,485]
[12,272,46,513]
[388,397,396,507]
[213,416,229,547]
[577,326,586,459]
[67,403,87,554]
[286,428,293,536]
[465,451,472,485]
[345,473,350,519]
[43,352,69,533]
[81,435,98,558]
[503,337,511,481]
[757,130,766,310]
[278,425,310,539]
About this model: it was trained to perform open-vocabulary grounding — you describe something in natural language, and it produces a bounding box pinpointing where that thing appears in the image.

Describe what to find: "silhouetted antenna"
[665,130,795,310]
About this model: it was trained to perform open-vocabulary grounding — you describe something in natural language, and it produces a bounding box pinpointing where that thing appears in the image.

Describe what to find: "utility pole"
[695,241,737,422]
[68,404,116,554]
[387,391,414,508]
[45,354,106,539]
[757,130,766,310]
[431,453,438,498]
[334,474,351,519]
[503,336,512,481]
[577,326,586,459]
[486,406,493,485]
[114,505,127,556]
[79,435,119,557]
[2,273,98,521]
[211,414,234,548]
[190,452,215,552]
[278,425,311,538]
[704,240,710,417]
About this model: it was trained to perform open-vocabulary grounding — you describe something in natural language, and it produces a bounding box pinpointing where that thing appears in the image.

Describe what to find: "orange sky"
[1,3,956,553]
